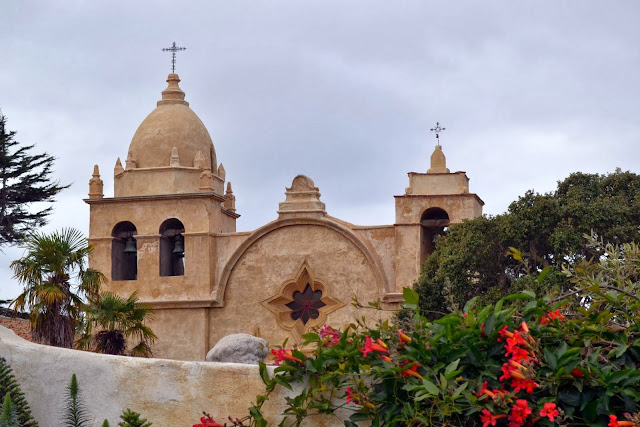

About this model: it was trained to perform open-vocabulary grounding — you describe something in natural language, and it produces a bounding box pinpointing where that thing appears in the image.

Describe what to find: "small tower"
[393,137,483,291]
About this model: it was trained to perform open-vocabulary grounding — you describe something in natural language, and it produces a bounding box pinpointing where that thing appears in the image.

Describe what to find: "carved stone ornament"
[261,260,344,343]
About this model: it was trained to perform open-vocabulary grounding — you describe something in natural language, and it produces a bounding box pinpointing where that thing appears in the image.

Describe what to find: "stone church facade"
[85,74,484,360]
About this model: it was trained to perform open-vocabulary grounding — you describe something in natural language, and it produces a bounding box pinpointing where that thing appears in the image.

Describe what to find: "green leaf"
[444,359,460,376]
[503,292,535,301]
[452,382,468,398]
[463,297,478,314]
[403,287,419,306]
[421,379,440,395]
[615,344,629,359]
[544,348,558,370]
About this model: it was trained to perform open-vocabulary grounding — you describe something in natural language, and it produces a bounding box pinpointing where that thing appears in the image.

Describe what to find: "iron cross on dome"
[430,122,446,146]
[162,42,186,73]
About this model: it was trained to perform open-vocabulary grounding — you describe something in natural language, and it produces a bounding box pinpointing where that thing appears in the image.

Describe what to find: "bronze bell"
[123,237,137,254]
[173,234,185,257]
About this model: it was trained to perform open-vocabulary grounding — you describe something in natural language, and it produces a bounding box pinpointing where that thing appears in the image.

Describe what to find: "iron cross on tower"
[162,42,187,73]
[430,122,446,146]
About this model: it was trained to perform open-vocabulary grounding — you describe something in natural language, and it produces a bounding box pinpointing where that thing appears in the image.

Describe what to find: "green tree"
[0,113,68,246]
[10,228,105,348]
[415,170,640,317]
[77,291,156,357]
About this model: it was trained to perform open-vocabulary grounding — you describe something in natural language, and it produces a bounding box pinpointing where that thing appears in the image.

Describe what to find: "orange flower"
[398,330,412,344]
[609,415,638,426]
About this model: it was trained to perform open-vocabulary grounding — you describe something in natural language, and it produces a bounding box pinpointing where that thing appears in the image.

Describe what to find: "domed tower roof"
[127,74,216,170]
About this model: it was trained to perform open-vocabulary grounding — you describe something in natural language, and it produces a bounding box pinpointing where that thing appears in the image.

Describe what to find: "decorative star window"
[262,260,344,343]
[286,284,326,324]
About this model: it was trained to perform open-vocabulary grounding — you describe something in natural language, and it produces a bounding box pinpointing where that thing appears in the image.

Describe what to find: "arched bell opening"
[420,208,450,265]
[112,221,138,281]
[159,218,186,277]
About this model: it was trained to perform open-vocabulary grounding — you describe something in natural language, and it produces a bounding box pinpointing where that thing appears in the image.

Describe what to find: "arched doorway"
[112,221,137,281]
[420,208,450,265]
[159,218,185,277]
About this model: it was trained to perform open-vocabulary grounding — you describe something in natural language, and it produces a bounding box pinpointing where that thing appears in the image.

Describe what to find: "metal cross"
[162,42,187,73]
[430,122,446,146]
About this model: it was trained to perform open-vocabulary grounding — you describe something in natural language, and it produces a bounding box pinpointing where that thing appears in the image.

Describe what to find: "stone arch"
[159,218,186,277]
[420,207,450,264]
[214,217,389,305]
[112,221,137,281]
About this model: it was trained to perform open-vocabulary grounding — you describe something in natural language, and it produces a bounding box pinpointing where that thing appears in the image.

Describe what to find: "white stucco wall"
[0,327,343,427]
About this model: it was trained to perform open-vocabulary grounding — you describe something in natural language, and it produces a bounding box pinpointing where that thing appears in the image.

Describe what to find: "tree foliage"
[76,291,156,357]
[415,170,640,317]
[0,113,68,246]
[10,228,105,348]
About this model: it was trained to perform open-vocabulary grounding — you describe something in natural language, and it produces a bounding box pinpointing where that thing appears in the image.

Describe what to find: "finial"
[89,165,104,199]
[114,157,124,175]
[162,41,186,73]
[430,122,446,146]
[224,181,236,212]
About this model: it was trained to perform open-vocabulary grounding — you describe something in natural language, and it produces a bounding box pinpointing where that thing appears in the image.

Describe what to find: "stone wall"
[0,327,343,427]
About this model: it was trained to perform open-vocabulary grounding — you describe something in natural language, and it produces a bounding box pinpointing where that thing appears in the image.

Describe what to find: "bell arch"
[112,221,138,281]
[159,218,186,277]
[420,207,450,265]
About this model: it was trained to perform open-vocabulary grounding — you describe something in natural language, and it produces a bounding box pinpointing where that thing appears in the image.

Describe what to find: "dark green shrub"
[0,358,37,426]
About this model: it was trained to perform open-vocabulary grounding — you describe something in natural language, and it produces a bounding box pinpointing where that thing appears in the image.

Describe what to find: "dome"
[127,74,216,169]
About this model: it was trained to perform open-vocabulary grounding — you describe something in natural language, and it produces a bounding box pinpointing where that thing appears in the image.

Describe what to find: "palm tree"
[77,291,156,357]
[10,228,104,348]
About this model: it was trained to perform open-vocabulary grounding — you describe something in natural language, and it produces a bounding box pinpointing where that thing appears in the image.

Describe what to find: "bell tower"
[393,139,483,291]
[85,73,239,359]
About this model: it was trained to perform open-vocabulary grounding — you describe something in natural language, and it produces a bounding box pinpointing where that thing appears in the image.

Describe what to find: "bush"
[245,238,640,426]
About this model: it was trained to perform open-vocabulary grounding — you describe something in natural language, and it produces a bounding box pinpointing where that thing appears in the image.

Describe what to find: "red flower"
[480,408,499,427]
[572,368,585,378]
[608,414,638,426]
[508,399,532,427]
[498,325,513,342]
[319,324,341,347]
[400,362,422,379]
[540,309,566,325]
[511,377,538,394]
[271,348,303,365]
[193,416,223,427]
[360,335,389,357]
[346,387,357,404]
[539,402,559,421]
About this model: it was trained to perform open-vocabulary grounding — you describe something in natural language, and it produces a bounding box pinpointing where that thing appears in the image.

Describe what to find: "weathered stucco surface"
[0,327,344,427]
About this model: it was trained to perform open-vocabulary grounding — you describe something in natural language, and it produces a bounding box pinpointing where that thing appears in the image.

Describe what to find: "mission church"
[85,72,484,361]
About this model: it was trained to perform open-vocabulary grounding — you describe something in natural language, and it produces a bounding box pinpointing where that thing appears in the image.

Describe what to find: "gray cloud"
[1,1,639,299]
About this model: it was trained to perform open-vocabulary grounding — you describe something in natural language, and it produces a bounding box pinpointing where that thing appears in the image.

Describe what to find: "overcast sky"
[1,1,639,300]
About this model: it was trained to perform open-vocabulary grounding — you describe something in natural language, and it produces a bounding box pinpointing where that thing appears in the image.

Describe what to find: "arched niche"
[112,221,137,281]
[420,208,450,265]
[159,218,186,277]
